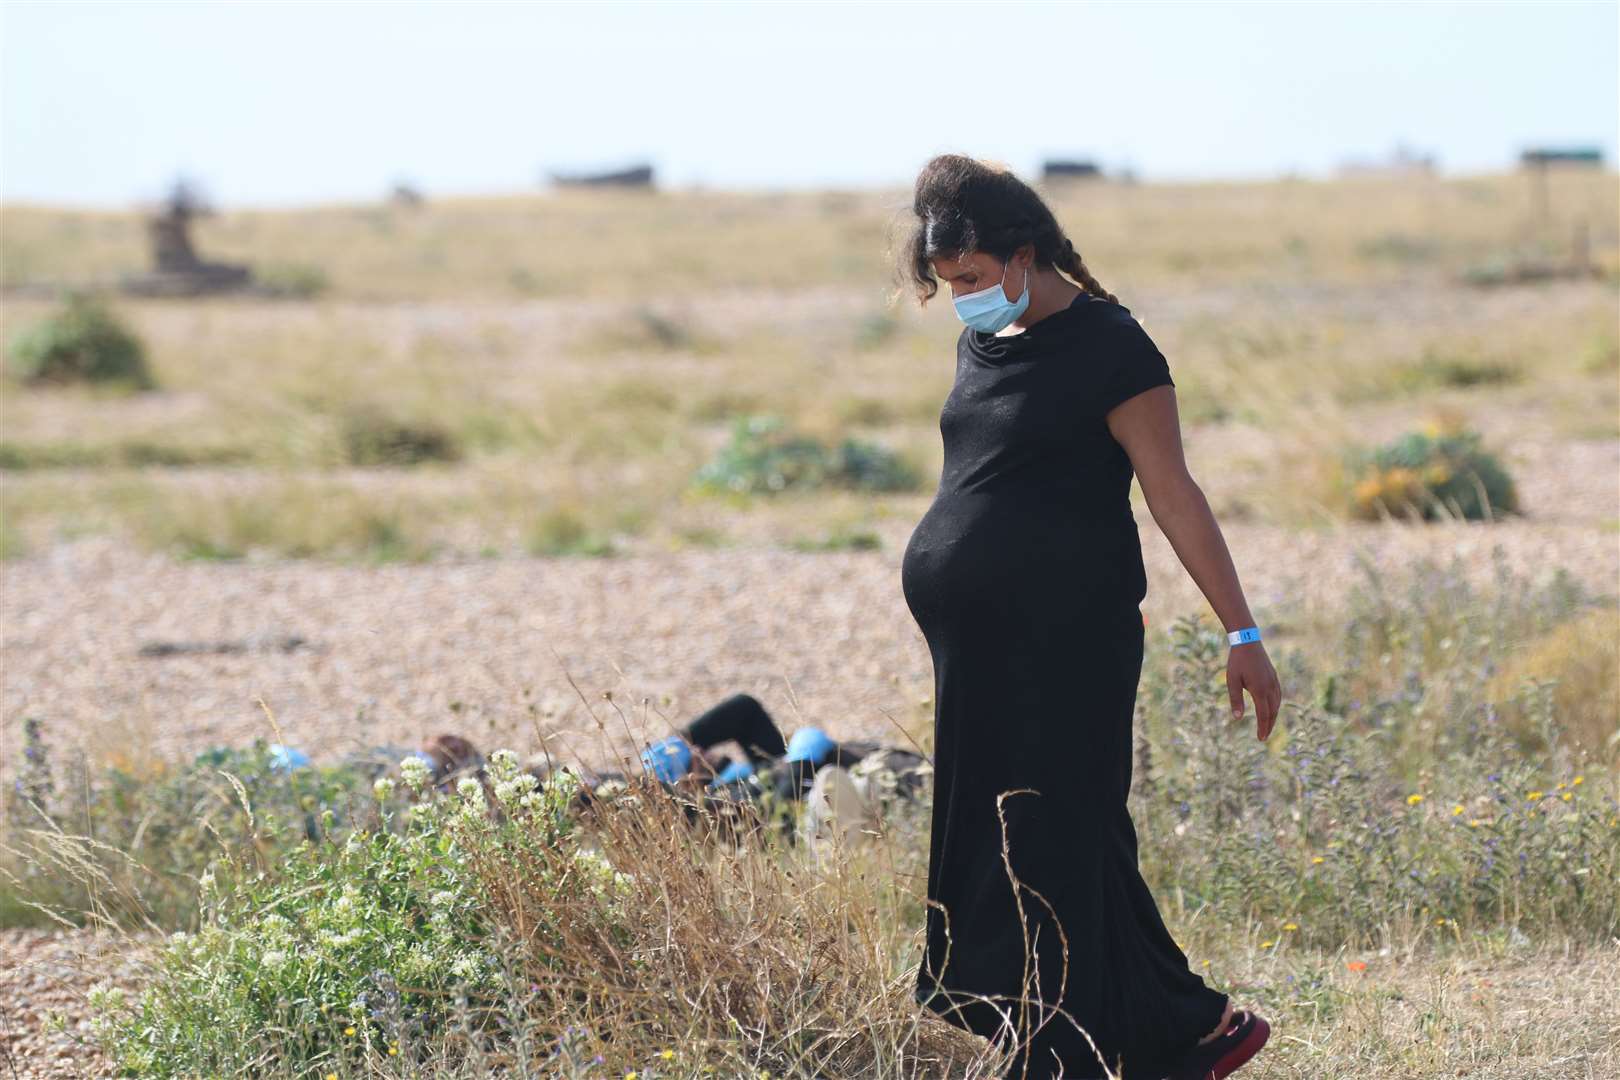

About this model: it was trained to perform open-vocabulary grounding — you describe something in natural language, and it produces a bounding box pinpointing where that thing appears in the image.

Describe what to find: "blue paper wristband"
[1227,626,1262,646]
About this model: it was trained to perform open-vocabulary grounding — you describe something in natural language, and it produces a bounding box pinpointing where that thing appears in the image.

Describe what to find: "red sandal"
[1160,1007,1270,1080]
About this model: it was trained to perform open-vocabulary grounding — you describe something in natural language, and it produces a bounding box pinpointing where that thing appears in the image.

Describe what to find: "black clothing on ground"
[681,692,789,765]
[900,296,1226,1079]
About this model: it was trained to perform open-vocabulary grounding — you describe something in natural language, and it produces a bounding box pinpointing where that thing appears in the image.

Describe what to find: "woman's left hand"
[1227,643,1282,741]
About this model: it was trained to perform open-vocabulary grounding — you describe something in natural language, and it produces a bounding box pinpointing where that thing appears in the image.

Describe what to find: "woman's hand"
[1227,643,1282,741]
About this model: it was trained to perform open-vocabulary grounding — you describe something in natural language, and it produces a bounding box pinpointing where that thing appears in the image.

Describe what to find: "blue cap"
[267,744,311,773]
[783,727,837,766]
[639,735,692,783]
[706,759,756,789]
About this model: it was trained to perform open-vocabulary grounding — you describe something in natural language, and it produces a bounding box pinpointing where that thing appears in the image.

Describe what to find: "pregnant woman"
[896,154,1282,1080]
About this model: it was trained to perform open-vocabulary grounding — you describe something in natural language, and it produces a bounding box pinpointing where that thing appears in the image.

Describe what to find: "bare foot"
[1195,997,1235,1046]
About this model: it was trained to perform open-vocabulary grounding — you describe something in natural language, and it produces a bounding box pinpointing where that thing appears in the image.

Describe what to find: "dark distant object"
[1041,159,1103,182]
[389,180,424,206]
[138,633,312,658]
[1337,141,1437,177]
[1519,146,1604,168]
[548,163,656,189]
[120,176,253,297]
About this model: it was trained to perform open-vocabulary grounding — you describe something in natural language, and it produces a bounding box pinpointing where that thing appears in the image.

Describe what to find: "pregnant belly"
[901,491,1145,633]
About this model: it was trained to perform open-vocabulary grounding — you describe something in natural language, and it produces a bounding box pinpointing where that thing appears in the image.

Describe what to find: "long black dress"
[901,293,1227,1079]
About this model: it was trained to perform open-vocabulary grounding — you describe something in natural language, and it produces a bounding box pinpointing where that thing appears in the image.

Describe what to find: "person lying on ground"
[526,692,932,839]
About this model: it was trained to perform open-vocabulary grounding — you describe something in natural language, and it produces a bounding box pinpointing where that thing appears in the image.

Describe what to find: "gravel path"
[0,927,158,1078]
[5,513,1614,792]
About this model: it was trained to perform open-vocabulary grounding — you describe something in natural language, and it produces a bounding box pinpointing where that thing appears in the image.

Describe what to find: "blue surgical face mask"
[952,257,1030,333]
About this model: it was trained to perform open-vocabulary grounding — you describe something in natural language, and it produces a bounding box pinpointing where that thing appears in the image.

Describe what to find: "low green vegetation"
[5,290,155,389]
[339,405,463,467]
[692,414,920,495]
[1343,422,1519,522]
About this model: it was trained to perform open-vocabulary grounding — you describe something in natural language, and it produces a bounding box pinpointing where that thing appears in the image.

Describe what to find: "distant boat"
[1519,147,1605,168]
[547,163,656,189]
[1041,159,1104,181]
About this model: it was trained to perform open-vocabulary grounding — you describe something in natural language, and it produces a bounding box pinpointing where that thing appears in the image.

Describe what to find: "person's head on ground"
[892,153,1118,330]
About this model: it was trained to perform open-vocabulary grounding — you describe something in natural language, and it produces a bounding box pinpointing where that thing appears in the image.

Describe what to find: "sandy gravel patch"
[4,514,1614,794]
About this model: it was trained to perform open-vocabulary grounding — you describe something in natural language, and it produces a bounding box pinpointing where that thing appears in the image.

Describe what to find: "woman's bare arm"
[1105,386,1282,740]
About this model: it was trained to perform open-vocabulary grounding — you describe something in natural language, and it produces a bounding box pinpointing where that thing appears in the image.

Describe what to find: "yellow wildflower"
[1453,804,1465,815]
[1468,819,1483,827]
[344,1026,355,1036]
[661,1050,675,1061]
[1407,793,1424,805]
[1283,922,1299,931]
[1385,466,1420,493]
[1573,775,1584,785]
[1311,855,1325,864]
[626,1073,637,1080]
[1556,781,1566,790]
[1260,939,1275,948]
[1561,792,1573,802]
[1527,791,1544,801]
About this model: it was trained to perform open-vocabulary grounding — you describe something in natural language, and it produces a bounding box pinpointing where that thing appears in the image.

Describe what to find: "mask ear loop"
[1004,256,1028,303]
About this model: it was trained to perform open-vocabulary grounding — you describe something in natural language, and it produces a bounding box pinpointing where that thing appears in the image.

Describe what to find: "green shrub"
[789,527,882,552]
[97,784,507,1074]
[91,752,614,1076]
[5,291,155,389]
[853,310,900,350]
[256,261,330,299]
[1344,423,1518,521]
[340,406,462,466]
[1392,348,1521,392]
[524,506,616,557]
[692,413,920,495]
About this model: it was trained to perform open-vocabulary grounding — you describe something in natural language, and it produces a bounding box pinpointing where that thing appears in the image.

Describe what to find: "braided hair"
[890,153,1118,307]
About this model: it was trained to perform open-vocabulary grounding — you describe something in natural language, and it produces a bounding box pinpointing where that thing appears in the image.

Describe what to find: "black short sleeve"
[1096,312,1174,415]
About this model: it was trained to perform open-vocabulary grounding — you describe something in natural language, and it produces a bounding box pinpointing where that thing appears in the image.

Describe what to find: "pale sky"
[1,0,1615,209]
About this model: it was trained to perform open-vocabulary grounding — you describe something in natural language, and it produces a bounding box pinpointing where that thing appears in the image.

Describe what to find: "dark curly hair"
[890,153,1117,307]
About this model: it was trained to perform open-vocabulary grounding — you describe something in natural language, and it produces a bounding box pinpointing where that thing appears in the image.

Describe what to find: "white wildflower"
[494,773,538,805]
[373,776,396,801]
[261,950,288,972]
[487,748,520,781]
[543,768,583,805]
[400,754,432,792]
[86,982,125,1010]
